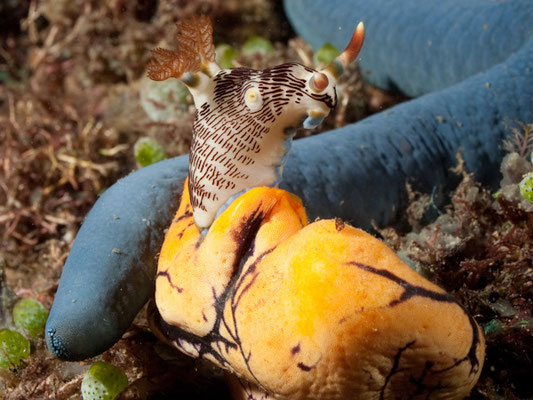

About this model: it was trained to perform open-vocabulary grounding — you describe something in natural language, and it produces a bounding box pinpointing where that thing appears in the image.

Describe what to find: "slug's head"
[301,21,365,129]
[147,17,364,128]
[147,16,365,229]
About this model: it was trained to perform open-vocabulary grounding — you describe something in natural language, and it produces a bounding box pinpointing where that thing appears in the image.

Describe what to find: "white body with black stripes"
[188,63,337,229]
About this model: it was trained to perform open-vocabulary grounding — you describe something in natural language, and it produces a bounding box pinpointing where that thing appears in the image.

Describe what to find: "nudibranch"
[147,15,365,229]
[148,16,485,399]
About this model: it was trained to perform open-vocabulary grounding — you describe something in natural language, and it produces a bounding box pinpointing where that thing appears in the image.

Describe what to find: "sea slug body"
[147,17,364,229]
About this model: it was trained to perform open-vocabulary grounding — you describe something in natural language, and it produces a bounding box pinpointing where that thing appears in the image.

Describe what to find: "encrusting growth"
[154,180,485,400]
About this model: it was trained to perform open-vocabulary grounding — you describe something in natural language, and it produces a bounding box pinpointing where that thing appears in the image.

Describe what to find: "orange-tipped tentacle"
[322,21,365,80]
[337,21,365,67]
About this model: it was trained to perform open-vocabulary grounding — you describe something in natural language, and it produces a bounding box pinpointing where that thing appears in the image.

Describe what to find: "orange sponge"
[154,182,485,399]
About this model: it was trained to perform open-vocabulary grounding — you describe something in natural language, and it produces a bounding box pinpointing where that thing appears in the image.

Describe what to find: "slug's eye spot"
[309,72,329,92]
[244,87,263,111]
[246,89,259,103]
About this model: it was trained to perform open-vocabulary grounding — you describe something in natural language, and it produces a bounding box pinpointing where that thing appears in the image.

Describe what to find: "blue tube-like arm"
[285,0,533,97]
[46,158,188,360]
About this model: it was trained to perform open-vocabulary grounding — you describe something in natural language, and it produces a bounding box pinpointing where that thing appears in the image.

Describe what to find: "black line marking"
[156,270,183,293]
[296,356,321,372]
[406,360,447,399]
[291,343,301,355]
[176,220,194,240]
[152,308,236,367]
[347,262,482,377]
[380,341,415,399]
[174,209,192,223]
[297,362,313,372]
[155,206,274,389]
[348,262,455,306]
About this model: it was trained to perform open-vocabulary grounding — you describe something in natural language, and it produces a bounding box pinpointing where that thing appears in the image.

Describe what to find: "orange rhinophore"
[337,21,365,67]
[152,181,485,400]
